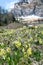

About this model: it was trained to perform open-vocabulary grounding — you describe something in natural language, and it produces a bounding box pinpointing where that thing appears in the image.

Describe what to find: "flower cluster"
[0,25,43,65]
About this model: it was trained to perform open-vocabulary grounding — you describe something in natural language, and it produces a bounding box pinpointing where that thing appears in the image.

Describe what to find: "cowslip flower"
[27,47,32,56]
[39,38,43,44]
[35,26,38,29]
[22,48,25,52]
[41,31,43,35]
[13,40,21,48]
[20,28,23,30]
[6,47,11,52]
[0,49,6,56]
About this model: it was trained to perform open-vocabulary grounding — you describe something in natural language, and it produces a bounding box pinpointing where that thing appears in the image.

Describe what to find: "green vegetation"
[0,6,16,26]
[0,25,43,65]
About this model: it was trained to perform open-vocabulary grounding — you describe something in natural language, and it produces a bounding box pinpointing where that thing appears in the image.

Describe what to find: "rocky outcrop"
[11,0,43,17]
[35,4,43,16]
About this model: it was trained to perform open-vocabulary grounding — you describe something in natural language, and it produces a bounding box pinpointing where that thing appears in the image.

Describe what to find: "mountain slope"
[11,0,43,17]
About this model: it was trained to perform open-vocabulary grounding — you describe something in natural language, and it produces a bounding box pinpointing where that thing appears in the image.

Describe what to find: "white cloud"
[6,1,15,11]
[6,0,19,11]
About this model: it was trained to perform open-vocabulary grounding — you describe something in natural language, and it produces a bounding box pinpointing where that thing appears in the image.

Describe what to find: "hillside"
[12,0,43,17]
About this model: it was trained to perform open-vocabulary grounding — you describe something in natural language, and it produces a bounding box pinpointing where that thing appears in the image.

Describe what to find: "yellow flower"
[24,52,27,57]
[5,29,14,35]
[22,48,25,52]
[0,49,6,56]
[23,44,28,48]
[26,30,29,33]
[13,40,21,48]
[24,41,27,44]
[27,48,32,56]
[35,26,38,29]
[39,38,43,44]
[20,28,23,30]
[25,45,28,48]
[6,47,11,52]
[23,41,28,48]
[41,31,43,35]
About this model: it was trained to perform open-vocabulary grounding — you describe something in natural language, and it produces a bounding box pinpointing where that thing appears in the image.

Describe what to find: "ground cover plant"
[0,25,43,65]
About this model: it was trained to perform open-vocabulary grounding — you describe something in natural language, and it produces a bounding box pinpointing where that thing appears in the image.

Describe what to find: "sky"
[0,0,19,10]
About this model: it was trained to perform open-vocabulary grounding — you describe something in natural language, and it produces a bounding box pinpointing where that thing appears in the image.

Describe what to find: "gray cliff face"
[35,4,43,16]
[11,0,43,17]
